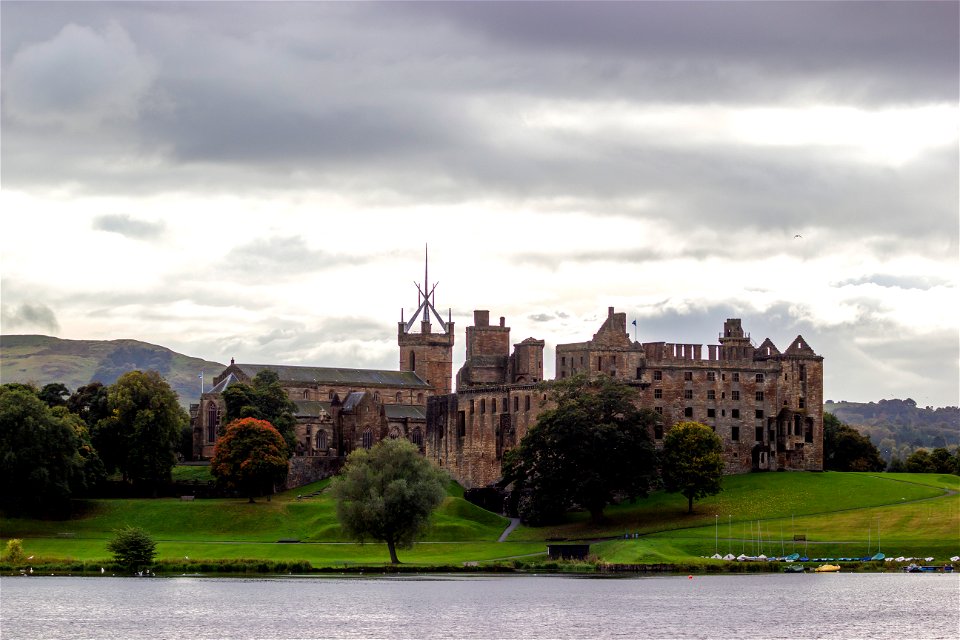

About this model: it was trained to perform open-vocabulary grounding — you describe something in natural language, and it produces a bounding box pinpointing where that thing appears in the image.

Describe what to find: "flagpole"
[199,370,204,395]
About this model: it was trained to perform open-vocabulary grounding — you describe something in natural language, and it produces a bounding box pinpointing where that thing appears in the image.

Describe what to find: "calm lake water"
[2,573,958,639]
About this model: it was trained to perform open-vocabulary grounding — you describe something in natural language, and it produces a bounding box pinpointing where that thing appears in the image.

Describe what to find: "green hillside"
[2,473,956,569]
[0,334,223,407]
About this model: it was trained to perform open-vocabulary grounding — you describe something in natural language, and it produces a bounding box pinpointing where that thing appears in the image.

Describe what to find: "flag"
[631,319,637,327]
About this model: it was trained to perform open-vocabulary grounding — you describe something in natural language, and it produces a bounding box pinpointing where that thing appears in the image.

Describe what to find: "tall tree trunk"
[687,494,694,514]
[386,539,400,564]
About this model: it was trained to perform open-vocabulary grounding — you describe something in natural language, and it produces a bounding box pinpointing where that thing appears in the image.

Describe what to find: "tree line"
[0,369,299,515]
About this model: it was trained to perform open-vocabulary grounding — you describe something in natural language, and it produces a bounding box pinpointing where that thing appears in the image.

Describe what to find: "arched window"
[328,390,335,400]
[206,402,219,442]
[396,392,402,402]
[316,430,327,451]
[303,389,310,399]
[417,393,424,403]
[410,351,416,371]
[374,391,380,403]
[362,429,374,449]
[412,428,423,449]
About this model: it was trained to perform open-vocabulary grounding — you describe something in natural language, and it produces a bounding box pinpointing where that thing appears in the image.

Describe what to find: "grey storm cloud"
[1,302,61,334]
[1,2,956,261]
[92,214,165,239]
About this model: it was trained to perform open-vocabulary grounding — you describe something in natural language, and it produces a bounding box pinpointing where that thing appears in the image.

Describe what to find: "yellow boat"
[814,564,841,573]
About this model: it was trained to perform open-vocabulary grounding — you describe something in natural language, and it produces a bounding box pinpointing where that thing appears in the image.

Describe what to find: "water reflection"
[2,573,958,639]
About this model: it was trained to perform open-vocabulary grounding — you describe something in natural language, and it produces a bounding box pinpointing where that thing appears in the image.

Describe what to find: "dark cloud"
[92,214,165,240]
[1,302,61,333]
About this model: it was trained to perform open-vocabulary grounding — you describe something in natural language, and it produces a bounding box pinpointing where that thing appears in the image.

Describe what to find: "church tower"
[398,247,455,395]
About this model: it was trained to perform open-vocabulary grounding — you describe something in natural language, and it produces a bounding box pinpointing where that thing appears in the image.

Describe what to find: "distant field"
[2,473,957,568]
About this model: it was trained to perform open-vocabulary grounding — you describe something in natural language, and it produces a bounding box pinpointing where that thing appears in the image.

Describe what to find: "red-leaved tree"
[211,418,288,502]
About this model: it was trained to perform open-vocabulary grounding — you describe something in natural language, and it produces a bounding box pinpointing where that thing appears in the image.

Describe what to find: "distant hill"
[824,398,960,459]
[1,335,224,408]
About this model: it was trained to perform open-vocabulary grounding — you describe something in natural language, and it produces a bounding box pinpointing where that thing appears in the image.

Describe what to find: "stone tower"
[398,247,454,395]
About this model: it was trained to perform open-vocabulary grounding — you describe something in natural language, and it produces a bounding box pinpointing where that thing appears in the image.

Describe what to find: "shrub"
[106,526,156,573]
[3,538,25,563]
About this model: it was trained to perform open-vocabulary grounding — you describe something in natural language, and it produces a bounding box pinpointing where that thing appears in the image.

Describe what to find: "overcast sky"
[1,2,957,407]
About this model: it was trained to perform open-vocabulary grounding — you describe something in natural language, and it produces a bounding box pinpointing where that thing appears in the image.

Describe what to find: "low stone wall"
[286,455,343,489]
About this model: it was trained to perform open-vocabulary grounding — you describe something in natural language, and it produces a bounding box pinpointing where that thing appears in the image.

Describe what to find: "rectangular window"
[561,356,566,365]
[732,409,740,419]
[654,424,664,439]
[492,399,497,414]
[804,420,813,443]
[457,412,466,438]
[799,365,806,381]
[707,371,716,382]
[469,399,475,414]
[756,373,765,383]
[755,426,763,441]
[798,397,805,409]
[636,367,642,379]
[514,396,519,412]
[598,356,602,370]
[732,372,740,382]
[755,391,764,401]
[480,399,486,414]
[684,389,693,400]
[721,409,726,417]
[755,409,764,419]
[655,406,663,415]
[653,370,662,381]
[707,390,716,400]
[707,408,716,418]
[525,395,531,411]
[732,391,740,401]
[732,426,740,442]
[684,407,694,418]
[684,371,693,381]
[654,388,663,399]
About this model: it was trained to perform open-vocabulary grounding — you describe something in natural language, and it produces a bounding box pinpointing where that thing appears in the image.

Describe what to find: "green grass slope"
[0,334,223,407]
[3,473,956,568]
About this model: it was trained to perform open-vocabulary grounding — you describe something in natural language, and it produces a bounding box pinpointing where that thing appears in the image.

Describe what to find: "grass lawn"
[3,472,957,569]
[170,464,213,482]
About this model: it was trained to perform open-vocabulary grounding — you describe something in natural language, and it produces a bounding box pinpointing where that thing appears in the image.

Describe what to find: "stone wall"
[286,455,342,489]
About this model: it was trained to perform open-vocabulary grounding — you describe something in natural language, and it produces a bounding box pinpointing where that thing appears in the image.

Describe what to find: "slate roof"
[208,372,241,394]
[294,400,332,418]
[340,391,366,412]
[234,364,430,389]
[384,404,427,421]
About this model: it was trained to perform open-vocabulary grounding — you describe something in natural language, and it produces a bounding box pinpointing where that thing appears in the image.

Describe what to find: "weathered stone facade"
[428,307,824,489]
[192,361,432,461]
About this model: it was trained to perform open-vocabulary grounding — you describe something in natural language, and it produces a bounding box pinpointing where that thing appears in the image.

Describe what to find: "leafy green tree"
[38,382,70,408]
[0,385,88,514]
[211,418,289,502]
[502,375,658,525]
[823,413,885,472]
[332,438,447,564]
[660,421,724,514]
[904,449,936,473]
[67,382,111,429]
[222,370,297,453]
[106,526,156,573]
[929,447,956,474]
[96,371,187,493]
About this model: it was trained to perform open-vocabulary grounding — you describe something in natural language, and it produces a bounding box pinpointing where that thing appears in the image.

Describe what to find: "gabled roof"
[293,400,332,419]
[340,391,367,412]
[783,335,818,356]
[755,338,781,358]
[233,364,430,389]
[208,372,242,394]
[385,404,427,421]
